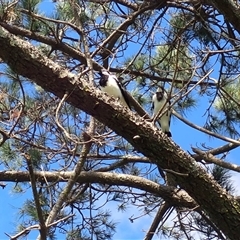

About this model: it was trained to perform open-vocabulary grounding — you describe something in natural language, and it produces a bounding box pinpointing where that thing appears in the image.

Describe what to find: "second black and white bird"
[99,70,130,109]
[152,87,172,137]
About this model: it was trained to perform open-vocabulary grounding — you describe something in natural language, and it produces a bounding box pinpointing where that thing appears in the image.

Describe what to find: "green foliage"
[0,141,23,169]
[1,141,16,162]
[206,79,240,137]
[66,229,85,240]
[20,0,41,12]
[153,44,193,81]
[28,148,42,169]
[211,165,234,193]
[56,1,78,22]
[19,199,40,222]
[175,94,197,116]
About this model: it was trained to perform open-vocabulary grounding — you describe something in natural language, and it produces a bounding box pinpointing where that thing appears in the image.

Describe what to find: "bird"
[99,70,131,109]
[152,87,172,137]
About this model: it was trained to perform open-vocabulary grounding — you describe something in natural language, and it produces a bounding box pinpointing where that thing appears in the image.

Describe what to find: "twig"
[153,69,213,123]
[20,9,84,37]
[55,92,80,144]
[6,214,74,240]
[163,169,189,177]
[196,209,226,239]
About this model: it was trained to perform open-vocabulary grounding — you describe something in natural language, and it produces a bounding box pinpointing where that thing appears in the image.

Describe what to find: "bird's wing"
[167,100,171,126]
[114,75,131,109]
[168,111,171,127]
[151,102,154,110]
[151,102,154,111]
[151,94,156,111]
[120,87,131,109]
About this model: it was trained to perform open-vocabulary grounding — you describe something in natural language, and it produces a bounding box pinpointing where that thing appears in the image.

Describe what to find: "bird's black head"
[99,70,109,87]
[156,87,164,101]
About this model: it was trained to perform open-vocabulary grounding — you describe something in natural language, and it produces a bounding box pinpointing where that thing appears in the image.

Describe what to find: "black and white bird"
[99,70,131,109]
[152,87,172,137]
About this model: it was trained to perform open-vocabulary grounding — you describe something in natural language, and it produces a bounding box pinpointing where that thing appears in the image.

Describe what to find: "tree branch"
[192,147,240,173]
[144,202,172,240]
[0,170,196,208]
[192,140,240,162]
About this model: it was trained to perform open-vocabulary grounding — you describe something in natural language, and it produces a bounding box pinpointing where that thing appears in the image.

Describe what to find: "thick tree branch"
[0,23,147,115]
[208,0,240,34]
[0,170,196,208]
[0,22,102,70]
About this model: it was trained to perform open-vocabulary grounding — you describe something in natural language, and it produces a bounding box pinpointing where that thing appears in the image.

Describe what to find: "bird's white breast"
[101,77,122,98]
[152,94,167,115]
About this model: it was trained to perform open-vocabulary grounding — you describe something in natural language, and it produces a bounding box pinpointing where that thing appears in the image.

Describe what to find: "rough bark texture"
[0,170,195,208]
[0,27,240,239]
[209,0,240,34]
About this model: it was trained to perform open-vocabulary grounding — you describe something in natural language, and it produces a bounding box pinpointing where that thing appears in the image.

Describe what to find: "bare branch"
[0,170,196,208]
[25,153,47,240]
[192,147,240,173]
[192,141,240,161]
[173,110,240,146]
[144,202,172,240]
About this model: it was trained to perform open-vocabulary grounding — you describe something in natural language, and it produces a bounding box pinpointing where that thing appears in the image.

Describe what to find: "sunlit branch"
[0,170,197,208]
[6,214,74,240]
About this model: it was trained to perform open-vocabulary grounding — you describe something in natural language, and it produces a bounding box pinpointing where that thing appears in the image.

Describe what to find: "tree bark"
[209,0,240,34]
